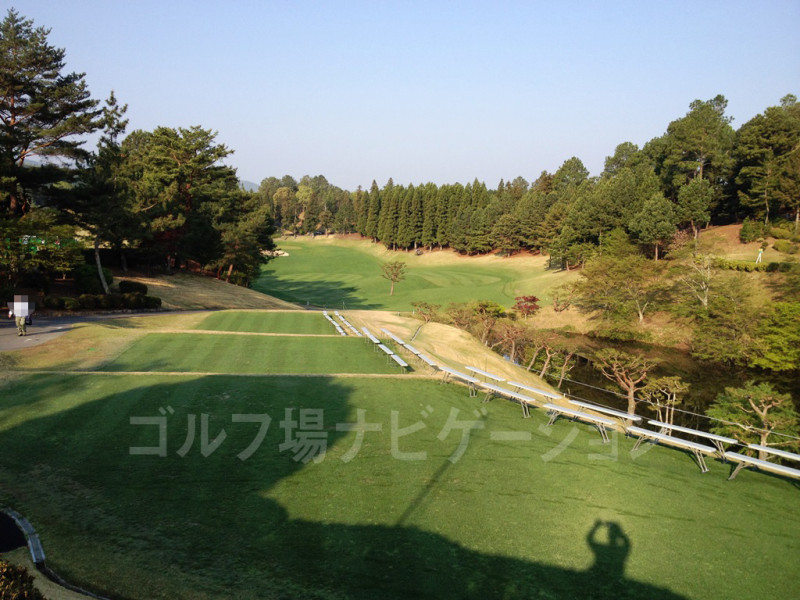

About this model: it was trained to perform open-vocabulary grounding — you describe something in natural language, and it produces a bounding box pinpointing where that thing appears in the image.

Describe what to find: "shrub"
[770,226,793,240]
[107,293,124,309]
[78,294,98,309]
[122,293,145,309]
[118,280,148,295]
[773,239,799,254]
[712,258,767,272]
[763,262,795,273]
[63,297,80,310]
[0,560,47,599]
[739,218,763,243]
[228,271,250,287]
[143,295,162,309]
[42,296,64,309]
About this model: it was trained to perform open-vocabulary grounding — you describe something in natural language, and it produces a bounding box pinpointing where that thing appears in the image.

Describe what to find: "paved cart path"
[0,312,192,352]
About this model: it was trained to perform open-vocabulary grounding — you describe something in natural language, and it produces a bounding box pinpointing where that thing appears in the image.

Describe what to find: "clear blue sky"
[11,0,800,190]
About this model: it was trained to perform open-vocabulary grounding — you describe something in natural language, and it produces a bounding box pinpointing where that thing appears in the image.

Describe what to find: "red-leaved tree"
[513,295,541,319]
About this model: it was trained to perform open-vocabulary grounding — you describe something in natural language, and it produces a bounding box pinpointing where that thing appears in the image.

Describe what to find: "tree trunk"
[526,348,541,372]
[225,263,234,283]
[795,207,799,236]
[390,281,395,296]
[539,348,554,378]
[557,352,575,388]
[627,387,637,416]
[757,430,770,460]
[94,237,110,295]
[637,301,647,323]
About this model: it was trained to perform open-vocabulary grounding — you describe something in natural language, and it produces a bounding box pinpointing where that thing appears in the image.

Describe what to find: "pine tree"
[629,193,677,260]
[677,177,712,239]
[0,8,101,215]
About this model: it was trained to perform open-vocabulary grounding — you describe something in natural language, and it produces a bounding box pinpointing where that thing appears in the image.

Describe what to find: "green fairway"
[102,332,400,374]
[195,310,333,335]
[253,237,577,311]
[0,371,798,600]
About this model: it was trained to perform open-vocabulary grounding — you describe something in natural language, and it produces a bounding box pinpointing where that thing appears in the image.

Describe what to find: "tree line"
[260,94,799,265]
[0,9,275,300]
[2,5,798,301]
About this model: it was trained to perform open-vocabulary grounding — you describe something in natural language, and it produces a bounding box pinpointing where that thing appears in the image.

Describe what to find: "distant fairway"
[253,236,577,310]
[1,311,799,600]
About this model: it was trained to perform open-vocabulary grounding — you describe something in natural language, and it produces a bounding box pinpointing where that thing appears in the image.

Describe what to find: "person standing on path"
[7,295,34,336]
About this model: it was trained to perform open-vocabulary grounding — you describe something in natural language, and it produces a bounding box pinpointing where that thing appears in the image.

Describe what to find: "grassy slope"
[702,222,793,262]
[254,236,579,311]
[1,311,799,600]
[122,272,300,310]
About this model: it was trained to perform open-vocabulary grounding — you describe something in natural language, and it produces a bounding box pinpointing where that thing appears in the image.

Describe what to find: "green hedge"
[712,258,796,272]
[712,258,767,272]
[43,294,162,311]
[42,296,64,309]
[118,280,148,295]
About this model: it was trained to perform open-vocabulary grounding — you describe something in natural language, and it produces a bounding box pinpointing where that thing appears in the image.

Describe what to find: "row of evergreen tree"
[257,94,800,263]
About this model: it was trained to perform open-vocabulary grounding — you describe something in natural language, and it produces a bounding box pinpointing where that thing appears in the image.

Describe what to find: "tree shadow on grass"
[0,375,688,600]
[252,271,381,310]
